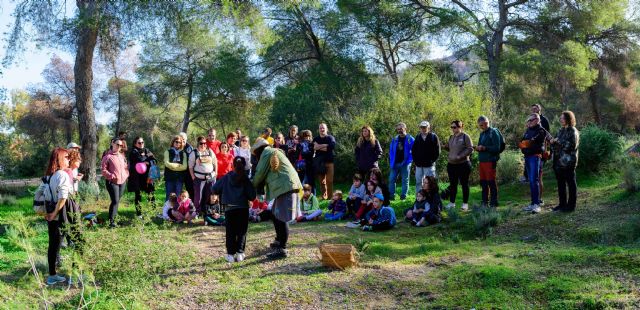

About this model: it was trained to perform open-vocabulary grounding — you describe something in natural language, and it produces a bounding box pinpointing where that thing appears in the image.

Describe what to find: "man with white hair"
[179,132,195,199]
[411,120,440,194]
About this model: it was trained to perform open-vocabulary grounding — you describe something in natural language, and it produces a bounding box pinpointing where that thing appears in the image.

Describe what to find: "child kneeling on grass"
[202,194,225,226]
[162,193,179,222]
[325,190,347,221]
[361,193,397,231]
[173,191,197,224]
[297,184,322,222]
[212,157,257,263]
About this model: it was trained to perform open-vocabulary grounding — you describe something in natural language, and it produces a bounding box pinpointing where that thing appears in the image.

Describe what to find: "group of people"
[37,104,580,282]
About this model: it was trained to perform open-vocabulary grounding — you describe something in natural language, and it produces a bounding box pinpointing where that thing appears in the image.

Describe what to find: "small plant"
[77,181,101,203]
[0,193,17,205]
[472,207,502,239]
[621,156,640,192]
[355,237,370,252]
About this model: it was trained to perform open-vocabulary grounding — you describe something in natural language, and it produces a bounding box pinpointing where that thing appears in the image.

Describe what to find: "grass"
[1,171,640,309]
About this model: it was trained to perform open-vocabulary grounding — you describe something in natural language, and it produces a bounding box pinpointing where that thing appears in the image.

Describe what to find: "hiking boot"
[46,275,66,286]
[552,205,566,212]
[530,204,541,214]
[461,203,469,212]
[445,202,456,210]
[235,253,245,262]
[270,240,281,249]
[266,248,288,260]
[345,222,360,228]
[224,254,235,263]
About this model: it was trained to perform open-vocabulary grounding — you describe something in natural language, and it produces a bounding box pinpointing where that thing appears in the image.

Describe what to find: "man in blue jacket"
[388,122,415,200]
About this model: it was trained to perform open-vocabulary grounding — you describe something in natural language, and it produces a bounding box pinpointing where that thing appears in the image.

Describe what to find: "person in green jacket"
[296,184,322,222]
[252,138,302,259]
[475,116,502,208]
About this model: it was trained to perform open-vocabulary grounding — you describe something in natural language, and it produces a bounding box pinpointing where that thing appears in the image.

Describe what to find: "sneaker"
[266,248,288,260]
[362,225,373,231]
[345,222,360,228]
[288,219,297,225]
[522,204,535,212]
[415,221,425,227]
[224,254,235,263]
[445,202,456,210]
[235,253,245,262]
[531,204,541,214]
[461,203,469,212]
[539,200,545,206]
[46,275,66,285]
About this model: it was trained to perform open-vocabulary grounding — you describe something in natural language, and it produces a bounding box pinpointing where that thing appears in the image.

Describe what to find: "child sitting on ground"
[202,194,225,226]
[354,180,381,221]
[297,184,322,222]
[249,198,271,223]
[173,190,197,224]
[162,193,179,221]
[346,174,366,219]
[361,193,397,231]
[404,190,428,223]
[325,190,347,221]
[415,176,442,226]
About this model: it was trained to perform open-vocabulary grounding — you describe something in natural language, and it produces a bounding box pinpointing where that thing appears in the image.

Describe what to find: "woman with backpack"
[128,137,156,217]
[189,136,217,214]
[36,147,74,285]
[164,135,188,201]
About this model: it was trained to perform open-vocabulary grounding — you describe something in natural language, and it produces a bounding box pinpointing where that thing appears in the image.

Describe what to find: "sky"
[0,2,451,126]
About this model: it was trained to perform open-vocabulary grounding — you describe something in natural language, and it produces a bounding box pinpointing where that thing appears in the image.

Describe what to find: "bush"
[578,125,623,173]
[472,207,502,238]
[497,150,524,185]
[0,194,17,205]
[621,156,640,192]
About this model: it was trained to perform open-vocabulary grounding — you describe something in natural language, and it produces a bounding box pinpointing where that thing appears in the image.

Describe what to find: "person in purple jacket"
[325,190,347,221]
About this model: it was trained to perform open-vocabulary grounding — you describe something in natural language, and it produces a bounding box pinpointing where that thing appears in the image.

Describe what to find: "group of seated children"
[162,191,197,224]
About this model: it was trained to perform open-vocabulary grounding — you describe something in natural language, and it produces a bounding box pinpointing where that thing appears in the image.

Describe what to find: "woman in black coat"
[128,136,156,216]
[355,126,383,179]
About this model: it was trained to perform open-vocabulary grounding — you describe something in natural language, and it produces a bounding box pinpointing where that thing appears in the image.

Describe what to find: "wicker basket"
[319,243,357,269]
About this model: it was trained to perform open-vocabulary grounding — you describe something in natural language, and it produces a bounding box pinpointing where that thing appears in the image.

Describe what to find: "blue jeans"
[389,163,411,199]
[525,156,541,205]
[324,212,345,221]
[165,180,183,201]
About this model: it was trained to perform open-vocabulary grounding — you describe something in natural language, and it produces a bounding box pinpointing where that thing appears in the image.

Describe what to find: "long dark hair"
[232,156,249,184]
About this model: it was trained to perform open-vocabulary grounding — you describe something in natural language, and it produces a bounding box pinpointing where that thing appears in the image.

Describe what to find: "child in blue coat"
[362,193,397,231]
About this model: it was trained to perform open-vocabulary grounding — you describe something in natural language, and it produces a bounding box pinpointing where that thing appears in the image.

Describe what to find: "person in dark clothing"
[128,137,156,216]
[519,113,551,214]
[180,132,195,200]
[388,122,415,200]
[411,121,441,194]
[313,123,337,200]
[531,104,550,202]
[550,111,580,212]
[354,126,383,179]
[212,157,257,263]
[299,130,315,192]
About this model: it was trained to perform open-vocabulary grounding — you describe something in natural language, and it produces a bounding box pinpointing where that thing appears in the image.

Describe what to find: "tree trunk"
[75,0,100,185]
[588,68,604,125]
[181,73,193,133]
[115,78,122,134]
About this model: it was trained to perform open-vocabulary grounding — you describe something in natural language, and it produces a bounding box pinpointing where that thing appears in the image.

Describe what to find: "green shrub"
[497,150,524,185]
[620,156,640,192]
[0,194,17,206]
[472,207,502,238]
[578,125,623,173]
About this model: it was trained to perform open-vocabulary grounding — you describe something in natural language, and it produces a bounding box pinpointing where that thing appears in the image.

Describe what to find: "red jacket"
[206,139,221,155]
[216,152,234,179]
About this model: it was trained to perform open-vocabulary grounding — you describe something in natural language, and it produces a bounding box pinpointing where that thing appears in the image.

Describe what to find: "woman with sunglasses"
[443,120,474,212]
[102,138,130,228]
[164,135,188,201]
[128,137,156,216]
[189,136,217,214]
[235,135,252,176]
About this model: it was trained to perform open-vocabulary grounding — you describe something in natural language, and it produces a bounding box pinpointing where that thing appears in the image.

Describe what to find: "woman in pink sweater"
[101,137,130,228]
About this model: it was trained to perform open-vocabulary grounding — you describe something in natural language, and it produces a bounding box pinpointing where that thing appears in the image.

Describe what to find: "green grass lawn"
[1,171,640,309]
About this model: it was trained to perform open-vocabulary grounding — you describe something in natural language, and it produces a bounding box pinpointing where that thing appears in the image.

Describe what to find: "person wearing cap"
[411,120,441,194]
[388,122,415,200]
[66,142,81,151]
[519,113,549,214]
[361,193,397,231]
[252,138,303,259]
